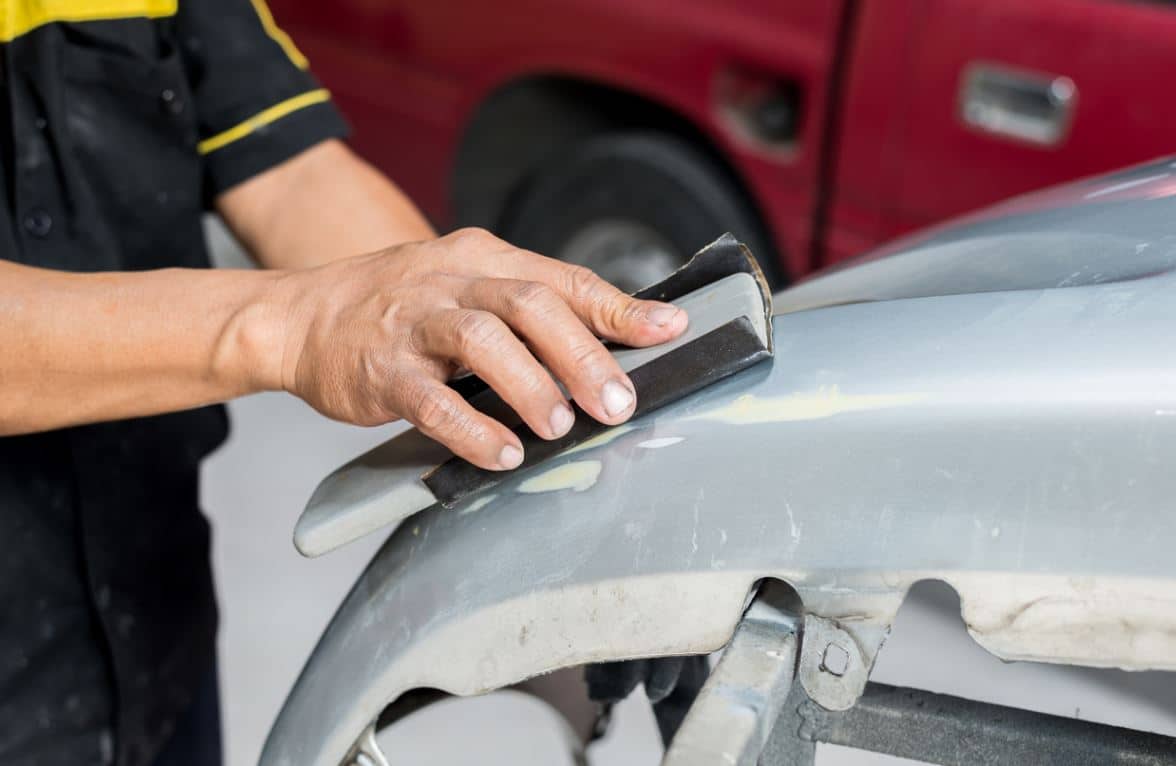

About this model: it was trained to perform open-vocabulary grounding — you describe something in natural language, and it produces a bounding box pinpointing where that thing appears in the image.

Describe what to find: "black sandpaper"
[423,316,771,508]
[632,232,768,305]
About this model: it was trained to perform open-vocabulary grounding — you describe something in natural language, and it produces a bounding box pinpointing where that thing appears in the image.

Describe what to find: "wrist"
[211,269,293,395]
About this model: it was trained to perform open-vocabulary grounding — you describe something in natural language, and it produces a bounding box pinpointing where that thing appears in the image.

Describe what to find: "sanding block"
[294,233,774,556]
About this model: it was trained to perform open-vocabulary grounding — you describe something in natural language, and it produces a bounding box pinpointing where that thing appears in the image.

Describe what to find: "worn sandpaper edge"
[423,316,772,508]
[633,233,773,354]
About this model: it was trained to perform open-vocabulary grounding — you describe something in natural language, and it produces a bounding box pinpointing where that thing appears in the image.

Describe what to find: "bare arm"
[0,260,277,433]
[216,139,436,269]
[1,142,688,469]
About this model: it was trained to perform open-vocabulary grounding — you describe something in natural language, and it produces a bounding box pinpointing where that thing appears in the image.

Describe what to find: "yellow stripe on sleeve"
[248,0,309,70]
[197,88,330,155]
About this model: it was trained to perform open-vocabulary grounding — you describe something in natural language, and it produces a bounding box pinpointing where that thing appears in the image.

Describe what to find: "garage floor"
[202,219,1176,765]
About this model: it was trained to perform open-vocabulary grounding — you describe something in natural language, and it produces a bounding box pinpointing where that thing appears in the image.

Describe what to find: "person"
[0,2,689,764]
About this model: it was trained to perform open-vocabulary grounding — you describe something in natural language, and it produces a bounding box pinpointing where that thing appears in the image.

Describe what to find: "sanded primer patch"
[686,386,927,425]
[458,494,498,515]
[518,461,603,494]
[560,424,636,456]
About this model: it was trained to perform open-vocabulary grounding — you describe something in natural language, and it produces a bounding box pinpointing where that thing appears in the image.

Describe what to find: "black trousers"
[151,665,222,766]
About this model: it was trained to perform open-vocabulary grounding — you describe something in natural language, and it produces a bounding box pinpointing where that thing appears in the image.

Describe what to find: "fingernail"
[646,304,680,327]
[601,379,635,418]
[549,403,575,437]
[498,444,524,470]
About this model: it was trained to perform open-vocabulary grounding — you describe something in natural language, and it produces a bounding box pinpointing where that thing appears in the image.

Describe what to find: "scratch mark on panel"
[782,499,800,541]
[690,488,703,557]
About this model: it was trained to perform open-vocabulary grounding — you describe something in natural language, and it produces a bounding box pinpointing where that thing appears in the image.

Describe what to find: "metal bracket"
[660,583,886,766]
[661,583,801,766]
[796,614,869,712]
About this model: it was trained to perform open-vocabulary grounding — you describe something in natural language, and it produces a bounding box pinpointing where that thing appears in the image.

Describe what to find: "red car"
[269,0,1176,289]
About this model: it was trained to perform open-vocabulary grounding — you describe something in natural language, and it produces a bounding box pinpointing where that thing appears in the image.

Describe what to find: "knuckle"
[449,226,495,249]
[566,340,612,377]
[502,280,556,316]
[563,265,633,331]
[516,368,553,398]
[599,292,638,330]
[618,297,647,324]
[564,264,603,299]
[452,310,503,354]
[420,395,489,446]
[413,388,457,432]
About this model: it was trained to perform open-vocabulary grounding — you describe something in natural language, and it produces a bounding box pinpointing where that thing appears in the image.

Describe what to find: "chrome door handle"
[959,63,1076,147]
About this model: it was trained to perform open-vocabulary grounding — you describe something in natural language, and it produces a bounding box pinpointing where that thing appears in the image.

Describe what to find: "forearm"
[216,139,436,270]
[0,228,688,469]
[0,260,280,435]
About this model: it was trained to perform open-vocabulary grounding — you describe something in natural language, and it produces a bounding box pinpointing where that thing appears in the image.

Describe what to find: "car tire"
[498,132,782,293]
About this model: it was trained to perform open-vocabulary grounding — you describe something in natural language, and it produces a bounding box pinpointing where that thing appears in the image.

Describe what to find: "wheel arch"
[450,75,783,277]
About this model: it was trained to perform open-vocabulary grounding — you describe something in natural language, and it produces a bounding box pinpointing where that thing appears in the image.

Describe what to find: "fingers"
[548,261,689,347]
[415,307,575,439]
[439,229,688,348]
[393,373,525,471]
[460,279,640,425]
[358,229,693,463]
[507,256,688,347]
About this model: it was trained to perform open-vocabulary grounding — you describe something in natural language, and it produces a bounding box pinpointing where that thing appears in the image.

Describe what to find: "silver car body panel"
[262,159,1176,766]
[294,269,770,558]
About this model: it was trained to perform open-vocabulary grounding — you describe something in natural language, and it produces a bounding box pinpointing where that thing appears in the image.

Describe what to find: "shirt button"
[160,88,184,116]
[22,209,52,238]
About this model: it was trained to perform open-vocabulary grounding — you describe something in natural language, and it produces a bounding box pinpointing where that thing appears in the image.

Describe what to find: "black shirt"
[0,2,347,764]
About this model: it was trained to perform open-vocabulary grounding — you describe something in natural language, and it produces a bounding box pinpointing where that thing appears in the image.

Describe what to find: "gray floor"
[202,219,1176,765]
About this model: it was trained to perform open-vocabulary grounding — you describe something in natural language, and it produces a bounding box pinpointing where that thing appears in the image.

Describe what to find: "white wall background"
[202,219,1176,766]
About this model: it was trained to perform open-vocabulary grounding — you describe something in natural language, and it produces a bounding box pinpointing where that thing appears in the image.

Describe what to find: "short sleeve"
[175,0,349,198]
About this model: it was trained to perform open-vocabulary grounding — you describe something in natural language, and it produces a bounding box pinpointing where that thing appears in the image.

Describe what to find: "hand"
[263,228,689,470]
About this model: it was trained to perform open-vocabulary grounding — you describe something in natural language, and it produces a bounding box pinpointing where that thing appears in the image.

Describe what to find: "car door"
[885,0,1176,236]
